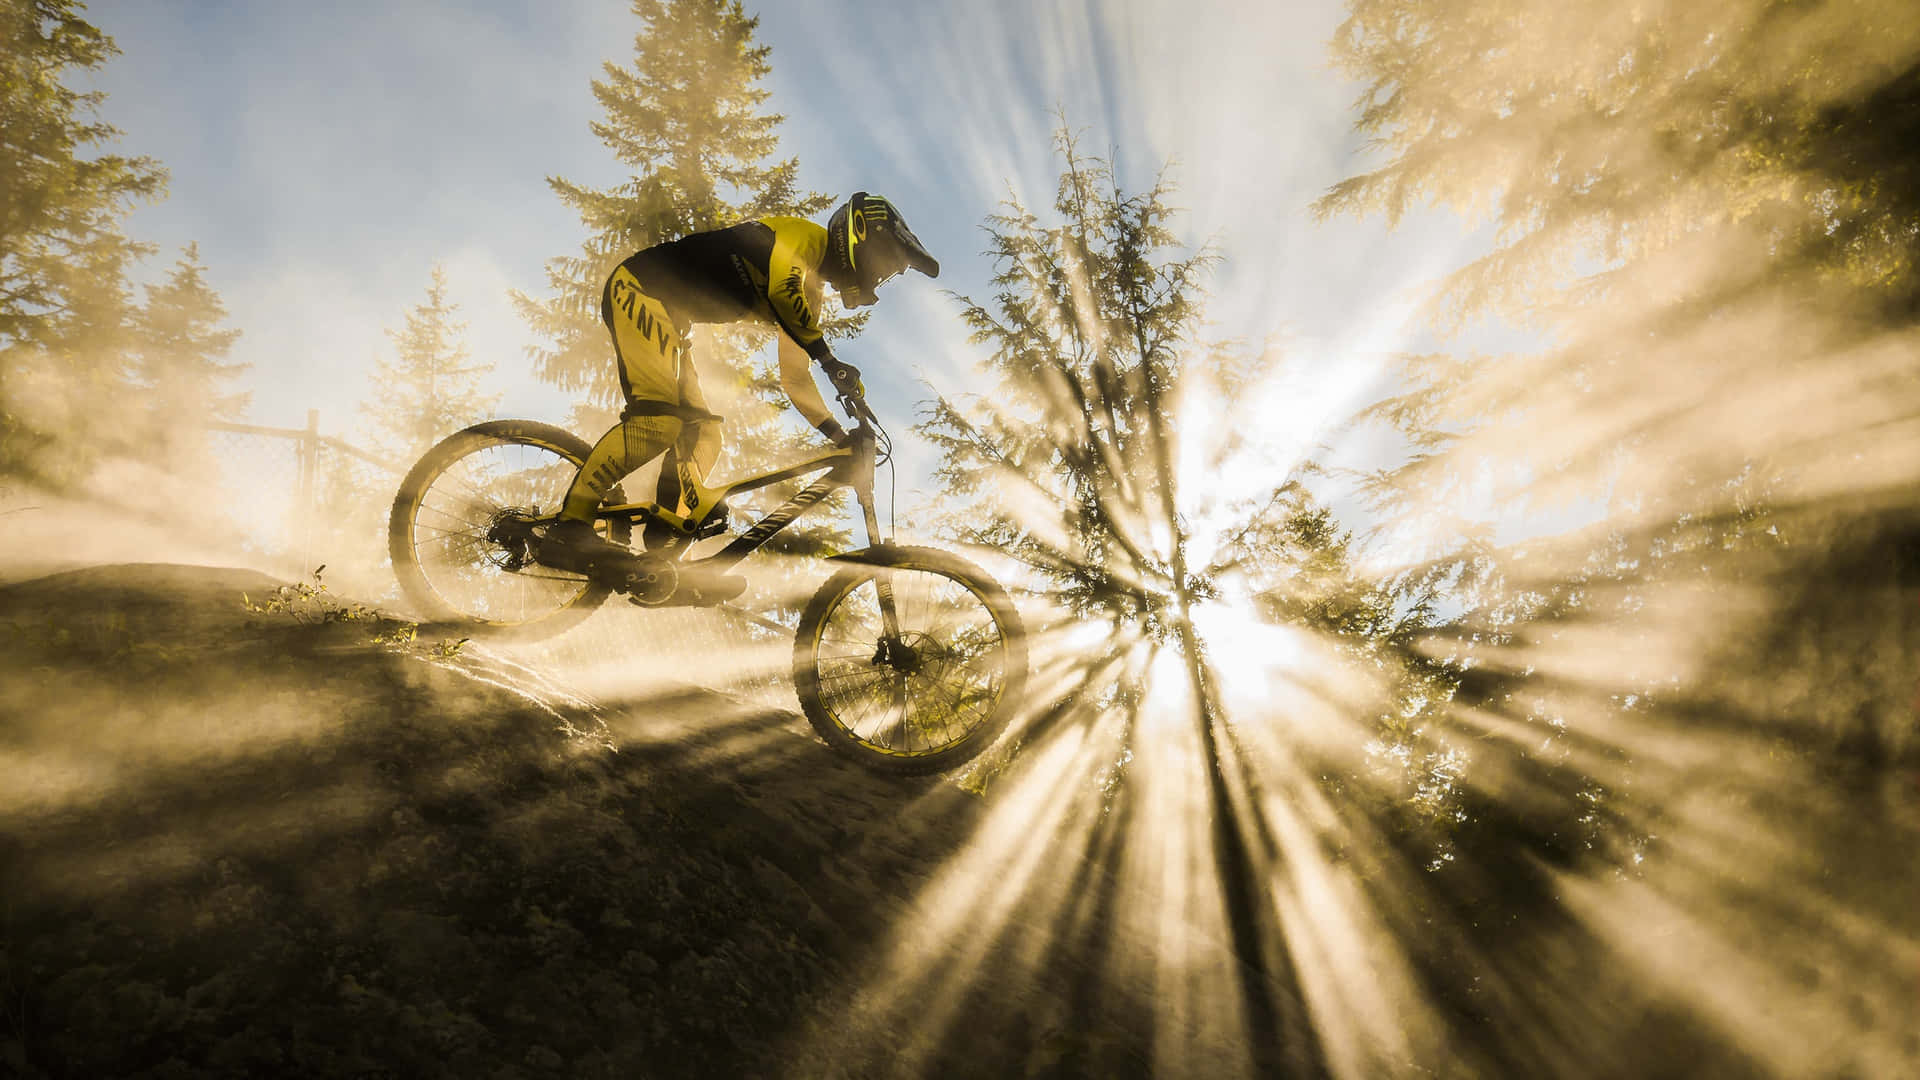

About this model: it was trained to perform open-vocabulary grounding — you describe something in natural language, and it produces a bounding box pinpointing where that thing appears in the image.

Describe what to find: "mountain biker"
[537,192,940,594]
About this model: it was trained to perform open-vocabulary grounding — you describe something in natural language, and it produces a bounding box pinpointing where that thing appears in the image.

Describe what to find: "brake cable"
[877,414,898,540]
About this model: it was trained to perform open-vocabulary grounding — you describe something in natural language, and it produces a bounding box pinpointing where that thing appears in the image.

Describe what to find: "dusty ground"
[1,563,1106,1078]
[13,561,1890,1078]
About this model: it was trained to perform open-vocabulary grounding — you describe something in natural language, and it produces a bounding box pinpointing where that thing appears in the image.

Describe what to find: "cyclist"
[537,192,939,591]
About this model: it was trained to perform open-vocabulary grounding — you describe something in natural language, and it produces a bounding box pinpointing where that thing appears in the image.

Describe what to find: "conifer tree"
[1319,0,1920,770]
[513,0,835,432]
[361,266,497,463]
[515,0,855,567]
[316,268,498,590]
[1315,0,1920,545]
[0,0,166,483]
[1320,0,1920,329]
[134,243,246,470]
[1309,18,1920,1063]
[922,131,1468,1069]
[926,127,1466,779]
[921,130,1206,633]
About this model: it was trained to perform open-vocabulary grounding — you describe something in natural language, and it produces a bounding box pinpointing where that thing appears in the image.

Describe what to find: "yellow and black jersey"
[618,216,833,361]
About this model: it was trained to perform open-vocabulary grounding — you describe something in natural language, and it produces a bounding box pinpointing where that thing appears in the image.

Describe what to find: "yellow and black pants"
[558,265,723,522]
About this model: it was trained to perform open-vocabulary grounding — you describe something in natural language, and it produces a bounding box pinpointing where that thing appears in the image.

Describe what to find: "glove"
[816,418,853,447]
[819,357,864,397]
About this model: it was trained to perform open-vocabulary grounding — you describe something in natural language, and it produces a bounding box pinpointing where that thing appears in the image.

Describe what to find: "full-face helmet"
[824,192,939,307]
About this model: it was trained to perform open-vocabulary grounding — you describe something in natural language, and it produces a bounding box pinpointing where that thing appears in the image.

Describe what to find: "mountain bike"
[387,365,1027,775]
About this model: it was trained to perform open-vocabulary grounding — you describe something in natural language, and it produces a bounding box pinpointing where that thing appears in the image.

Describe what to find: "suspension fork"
[850,430,905,645]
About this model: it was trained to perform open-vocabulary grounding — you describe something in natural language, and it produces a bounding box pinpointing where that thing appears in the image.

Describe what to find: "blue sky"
[85,0,1492,492]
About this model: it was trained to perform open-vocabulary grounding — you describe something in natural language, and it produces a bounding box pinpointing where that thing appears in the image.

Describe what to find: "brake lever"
[838,390,875,425]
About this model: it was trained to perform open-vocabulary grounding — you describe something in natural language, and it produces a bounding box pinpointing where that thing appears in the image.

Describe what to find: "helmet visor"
[889,219,939,278]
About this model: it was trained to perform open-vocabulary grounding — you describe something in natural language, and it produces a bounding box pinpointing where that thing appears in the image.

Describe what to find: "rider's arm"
[756,219,851,442]
[778,332,847,443]
[763,228,833,363]
[763,226,848,441]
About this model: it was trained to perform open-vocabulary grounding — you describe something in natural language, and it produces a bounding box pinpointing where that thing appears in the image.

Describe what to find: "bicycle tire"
[793,545,1027,775]
[388,419,631,637]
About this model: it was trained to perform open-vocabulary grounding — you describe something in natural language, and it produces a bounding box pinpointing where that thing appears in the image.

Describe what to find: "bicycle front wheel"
[794,546,1027,775]
[388,420,631,636]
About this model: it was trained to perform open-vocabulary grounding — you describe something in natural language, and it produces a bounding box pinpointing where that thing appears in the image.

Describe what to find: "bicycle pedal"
[648,571,747,608]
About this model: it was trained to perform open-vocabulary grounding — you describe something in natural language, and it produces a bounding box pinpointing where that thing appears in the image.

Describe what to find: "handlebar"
[821,359,877,428]
[840,388,876,425]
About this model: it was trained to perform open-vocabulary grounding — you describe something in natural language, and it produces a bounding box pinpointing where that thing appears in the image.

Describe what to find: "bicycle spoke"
[415,499,492,527]
[804,561,1018,759]
[415,530,489,550]
[399,432,606,625]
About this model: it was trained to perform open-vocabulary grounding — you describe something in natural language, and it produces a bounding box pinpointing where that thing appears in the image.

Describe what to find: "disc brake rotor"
[483,508,540,571]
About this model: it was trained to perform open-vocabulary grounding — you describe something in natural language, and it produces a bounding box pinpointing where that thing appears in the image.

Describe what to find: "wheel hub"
[874,631,933,674]
[483,508,540,571]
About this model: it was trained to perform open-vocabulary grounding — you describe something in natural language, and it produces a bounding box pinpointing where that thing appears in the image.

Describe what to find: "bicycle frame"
[587,425,885,574]
[600,392,904,637]
[390,395,1023,771]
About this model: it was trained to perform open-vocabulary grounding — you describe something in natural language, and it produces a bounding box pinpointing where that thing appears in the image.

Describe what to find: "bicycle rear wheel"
[794,546,1027,775]
[389,420,631,636]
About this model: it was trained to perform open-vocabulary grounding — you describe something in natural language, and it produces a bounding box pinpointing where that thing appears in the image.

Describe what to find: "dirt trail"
[1,563,1010,1079]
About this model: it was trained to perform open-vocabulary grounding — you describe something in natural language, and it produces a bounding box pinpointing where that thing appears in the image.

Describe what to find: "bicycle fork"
[852,436,907,667]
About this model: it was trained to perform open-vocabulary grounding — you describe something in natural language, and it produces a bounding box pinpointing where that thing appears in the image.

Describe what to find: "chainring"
[613,554,679,605]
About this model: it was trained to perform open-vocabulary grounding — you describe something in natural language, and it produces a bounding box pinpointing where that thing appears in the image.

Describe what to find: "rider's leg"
[652,351,723,515]
[558,265,685,525]
[543,267,685,570]
[547,263,745,601]
[542,412,682,572]
[645,343,726,551]
[559,413,684,524]
[678,356,723,489]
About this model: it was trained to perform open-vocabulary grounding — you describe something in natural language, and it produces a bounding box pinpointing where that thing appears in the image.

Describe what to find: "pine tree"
[1320,0,1920,329]
[1315,0,1920,534]
[0,0,167,483]
[926,126,1467,786]
[921,130,1473,1070]
[134,243,246,471]
[514,0,856,567]
[513,0,835,432]
[1318,0,1920,767]
[316,268,498,592]
[1308,15,1920,1067]
[360,266,497,463]
[920,129,1208,635]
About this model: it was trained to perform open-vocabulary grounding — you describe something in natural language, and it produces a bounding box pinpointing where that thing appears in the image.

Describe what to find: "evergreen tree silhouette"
[0,0,166,485]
